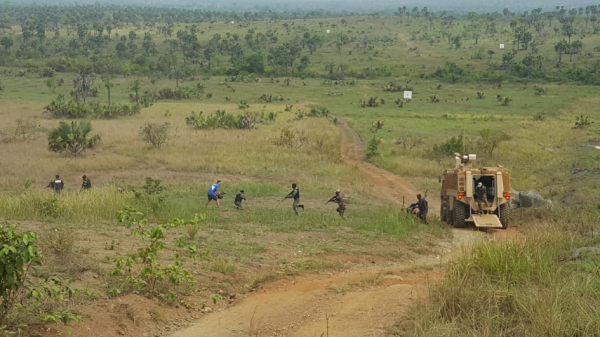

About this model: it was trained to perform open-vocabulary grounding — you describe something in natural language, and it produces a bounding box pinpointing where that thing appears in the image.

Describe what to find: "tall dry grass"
[407,209,600,337]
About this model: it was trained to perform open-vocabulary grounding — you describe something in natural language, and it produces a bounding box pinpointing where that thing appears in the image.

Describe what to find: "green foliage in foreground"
[44,94,141,119]
[111,207,209,301]
[408,213,600,337]
[0,224,81,332]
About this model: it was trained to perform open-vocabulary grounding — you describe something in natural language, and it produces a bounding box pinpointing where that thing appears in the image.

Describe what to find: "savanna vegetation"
[0,1,599,336]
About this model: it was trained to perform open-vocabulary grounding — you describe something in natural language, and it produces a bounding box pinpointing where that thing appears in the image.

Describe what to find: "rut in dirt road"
[336,117,436,210]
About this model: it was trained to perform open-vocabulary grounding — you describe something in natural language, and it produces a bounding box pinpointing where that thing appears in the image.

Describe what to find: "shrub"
[156,87,197,100]
[534,85,548,95]
[476,129,511,156]
[533,111,547,121]
[43,95,141,119]
[48,121,101,156]
[366,137,381,158]
[186,110,255,130]
[112,207,208,299]
[310,107,329,117]
[433,135,464,156]
[0,225,80,329]
[139,122,171,148]
[574,115,593,128]
[0,117,43,143]
[272,126,308,148]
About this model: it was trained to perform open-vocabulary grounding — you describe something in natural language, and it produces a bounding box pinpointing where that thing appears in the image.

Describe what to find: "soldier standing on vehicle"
[206,180,222,208]
[326,189,347,218]
[47,175,64,194]
[81,175,92,190]
[474,182,489,214]
[283,183,304,215]
[416,194,428,224]
[234,190,246,209]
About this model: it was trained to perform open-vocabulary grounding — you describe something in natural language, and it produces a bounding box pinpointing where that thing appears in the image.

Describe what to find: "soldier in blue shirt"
[206,180,222,208]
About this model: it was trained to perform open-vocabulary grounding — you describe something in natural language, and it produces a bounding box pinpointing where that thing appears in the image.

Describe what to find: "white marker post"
[499,44,505,49]
[404,91,413,100]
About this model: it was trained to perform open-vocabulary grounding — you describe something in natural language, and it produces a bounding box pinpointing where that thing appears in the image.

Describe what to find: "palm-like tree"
[48,121,101,156]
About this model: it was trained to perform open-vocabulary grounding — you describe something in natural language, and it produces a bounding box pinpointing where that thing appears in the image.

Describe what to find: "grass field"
[0,7,599,336]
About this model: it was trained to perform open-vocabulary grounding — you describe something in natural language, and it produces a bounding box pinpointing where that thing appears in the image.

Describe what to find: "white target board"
[326,29,331,33]
[499,44,505,49]
[403,91,413,100]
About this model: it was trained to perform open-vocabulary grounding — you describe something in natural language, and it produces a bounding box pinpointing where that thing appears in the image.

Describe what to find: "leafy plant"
[433,135,464,156]
[534,86,548,96]
[0,225,80,329]
[310,107,329,117]
[238,100,250,109]
[533,112,547,121]
[272,126,308,148]
[476,129,511,156]
[139,122,171,148]
[365,137,382,158]
[48,121,101,156]
[574,115,593,129]
[111,207,209,298]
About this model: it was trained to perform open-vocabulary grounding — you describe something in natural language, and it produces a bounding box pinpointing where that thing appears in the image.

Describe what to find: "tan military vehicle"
[440,153,511,229]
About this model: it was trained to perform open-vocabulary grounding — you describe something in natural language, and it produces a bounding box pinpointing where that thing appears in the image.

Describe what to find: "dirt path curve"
[171,117,483,337]
[336,116,437,210]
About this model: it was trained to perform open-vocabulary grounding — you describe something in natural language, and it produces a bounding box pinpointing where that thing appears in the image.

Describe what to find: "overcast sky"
[13,0,600,12]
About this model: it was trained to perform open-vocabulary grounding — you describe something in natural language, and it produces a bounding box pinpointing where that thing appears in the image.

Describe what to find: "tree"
[102,76,114,106]
[555,39,569,62]
[0,36,13,53]
[130,79,141,102]
[71,67,96,102]
[116,42,126,57]
[44,78,57,93]
[562,24,575,42]
[451,35,462,50]
[48,121,101,156]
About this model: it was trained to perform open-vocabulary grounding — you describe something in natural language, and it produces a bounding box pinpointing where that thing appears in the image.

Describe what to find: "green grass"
[406,215,600,337]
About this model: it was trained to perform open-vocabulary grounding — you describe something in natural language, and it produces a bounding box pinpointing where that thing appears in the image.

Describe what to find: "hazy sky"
[14,0,600,12]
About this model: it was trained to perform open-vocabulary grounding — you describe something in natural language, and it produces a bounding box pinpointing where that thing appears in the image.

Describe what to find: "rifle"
[325,196,336,205]
[217,192,227,199]
[282,191,293,202]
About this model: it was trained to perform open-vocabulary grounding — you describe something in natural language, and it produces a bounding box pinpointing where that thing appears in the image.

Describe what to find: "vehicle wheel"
[453,201,467,228]
[499,204,510,229]
[440,198,447,222]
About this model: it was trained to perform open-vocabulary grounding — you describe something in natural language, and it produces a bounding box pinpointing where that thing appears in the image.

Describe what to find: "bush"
[0,225,80,330]
[112,207,208,300]
[139,122,171,148]
[43,94,141,119]
[272,126,308,148]
[156,87,197,100]
[310,107,329,117]
[476,129,511,156]
[533,111,547,121]
[48,121,101,156]
[574,115,593,128]
[186,110,256,130]
[433,135,463,156]
[365,137,381,158]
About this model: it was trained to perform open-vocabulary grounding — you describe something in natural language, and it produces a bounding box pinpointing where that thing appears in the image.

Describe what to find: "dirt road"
[170,117,486,337]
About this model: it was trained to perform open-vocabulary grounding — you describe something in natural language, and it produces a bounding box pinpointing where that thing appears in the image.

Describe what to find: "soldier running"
[474,182,489,214]
[81,175,92,190]
[46,175,64,194]
[326,189,347,218]
[283,183,304,215]
[416,194,428,224]
[234,190,246,209]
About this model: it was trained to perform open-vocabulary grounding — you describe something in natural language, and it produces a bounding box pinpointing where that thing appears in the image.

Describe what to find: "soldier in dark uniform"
[474,182,489,214]
[416,194,428,224]
[47,175,64,194]
[81,175,92,190]
[283,183,304,215]
[326,189,347,218]
[234,190,246,209]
